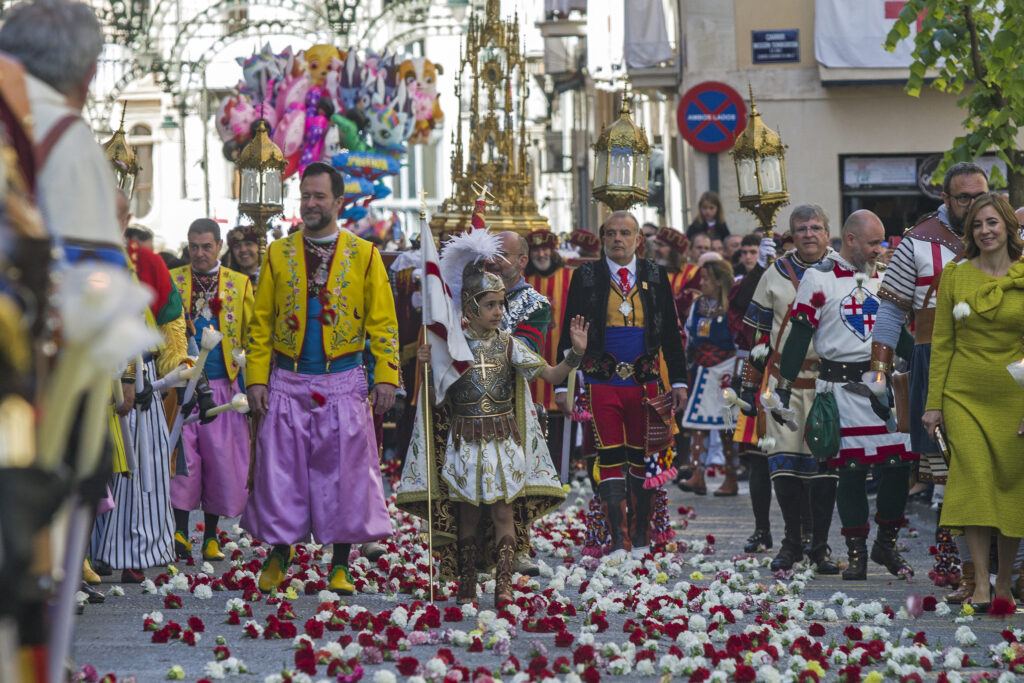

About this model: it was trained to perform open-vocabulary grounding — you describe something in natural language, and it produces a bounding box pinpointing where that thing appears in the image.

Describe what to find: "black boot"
[628,479,653,552]
[871,522,914,577]
[770,476,804,570]
[744,529,773,553]
[598,478,630,554]
[842,536,868,580]
[809,478,839,574]
[770,535,802,571]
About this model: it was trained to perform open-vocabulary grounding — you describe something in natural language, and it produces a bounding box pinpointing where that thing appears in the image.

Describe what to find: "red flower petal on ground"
[922,596,937,611]
[294,648,317,676]
[554,630,574,647]
[396,657,419,676]
[163,594,182,609]
[304,618,324,638]
[187,616,205,632]
[991,596,1017,616]
[443,606,463,622]
[705,534,715,544]
[214,646,230,661]
[843,625,863,641]
[810,291,826,308]
[808,622,826,637]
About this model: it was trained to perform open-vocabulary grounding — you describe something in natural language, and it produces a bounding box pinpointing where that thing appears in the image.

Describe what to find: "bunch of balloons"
[216,43,444,219]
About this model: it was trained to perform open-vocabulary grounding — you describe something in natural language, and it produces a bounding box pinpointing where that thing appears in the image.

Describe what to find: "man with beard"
[486,230,551,576]
[871,162,988,599]
[524,228,573,462]
[488,231,551,355]
[225,225,262,286]
[776,210,915,581]
[245,162,398,595]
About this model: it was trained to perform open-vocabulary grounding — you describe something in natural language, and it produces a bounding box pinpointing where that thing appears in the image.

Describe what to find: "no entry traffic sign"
[677,81,747,154]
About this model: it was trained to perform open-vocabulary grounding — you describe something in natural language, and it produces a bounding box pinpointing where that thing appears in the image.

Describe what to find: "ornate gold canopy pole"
[730,85,790,239]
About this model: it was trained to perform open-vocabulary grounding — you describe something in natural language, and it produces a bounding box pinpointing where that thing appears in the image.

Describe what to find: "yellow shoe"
[327,565,355,595]
[83,558,101,585]
[202,537,226,561]
[258,549,289,593]
[174,532,192,561]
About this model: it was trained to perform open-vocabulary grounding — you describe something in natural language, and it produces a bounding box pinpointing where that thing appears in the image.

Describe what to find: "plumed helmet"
[460,262,505,315]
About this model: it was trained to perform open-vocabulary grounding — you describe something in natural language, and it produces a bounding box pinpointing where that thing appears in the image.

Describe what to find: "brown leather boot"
[946,561,975,604]
[456,537,478,605]
[677,466,706,495]
[713,463,738,497]
[494,535,515,606]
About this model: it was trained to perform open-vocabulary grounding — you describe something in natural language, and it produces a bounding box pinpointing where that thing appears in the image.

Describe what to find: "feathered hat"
[439,184,505,312]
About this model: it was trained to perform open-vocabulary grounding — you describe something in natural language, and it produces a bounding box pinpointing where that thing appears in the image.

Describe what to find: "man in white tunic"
[776,210,915,581]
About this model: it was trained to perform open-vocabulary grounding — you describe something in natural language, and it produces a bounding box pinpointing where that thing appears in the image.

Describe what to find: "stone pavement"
[70,473,1024,681]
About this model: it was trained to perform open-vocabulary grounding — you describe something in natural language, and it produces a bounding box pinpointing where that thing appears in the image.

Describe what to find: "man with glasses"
[871,162,988,600]
[739,205,839,574]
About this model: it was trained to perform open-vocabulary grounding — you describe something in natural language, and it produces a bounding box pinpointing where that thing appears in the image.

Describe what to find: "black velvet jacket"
[556,257,688,387]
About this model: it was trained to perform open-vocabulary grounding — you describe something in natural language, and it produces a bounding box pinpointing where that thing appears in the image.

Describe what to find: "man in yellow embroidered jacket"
[245,162,399,595]
[170,218,255,563]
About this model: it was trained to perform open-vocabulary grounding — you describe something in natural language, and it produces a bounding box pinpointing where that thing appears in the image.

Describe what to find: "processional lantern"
[591,94,651,212]
[235,118,286,254]
[103,102,139,199]
[730,86,789,236]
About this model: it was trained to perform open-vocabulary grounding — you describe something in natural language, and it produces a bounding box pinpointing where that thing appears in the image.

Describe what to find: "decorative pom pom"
[810,291,826,308]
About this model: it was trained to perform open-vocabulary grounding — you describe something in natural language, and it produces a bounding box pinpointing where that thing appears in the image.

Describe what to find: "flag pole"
[418,190,436,605]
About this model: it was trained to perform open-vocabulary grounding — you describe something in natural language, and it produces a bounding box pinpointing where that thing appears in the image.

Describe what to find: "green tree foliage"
[885,1,1024,204]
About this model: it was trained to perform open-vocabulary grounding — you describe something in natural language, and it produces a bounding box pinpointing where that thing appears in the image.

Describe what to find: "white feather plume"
[439,229,505,307]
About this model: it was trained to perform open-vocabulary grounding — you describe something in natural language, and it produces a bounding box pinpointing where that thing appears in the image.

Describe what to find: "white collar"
[605,255,636,277]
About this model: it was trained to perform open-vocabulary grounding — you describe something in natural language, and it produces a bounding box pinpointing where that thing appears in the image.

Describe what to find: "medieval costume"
[244,227,398,595]
[557,255,687,557]
[873,205,965,594]
[396,228,565,605]
[169,264,254,561]
[777,252,916,580]
[742,249,839,572]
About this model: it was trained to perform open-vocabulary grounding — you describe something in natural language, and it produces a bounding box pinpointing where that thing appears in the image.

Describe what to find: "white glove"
[757,237,776,268]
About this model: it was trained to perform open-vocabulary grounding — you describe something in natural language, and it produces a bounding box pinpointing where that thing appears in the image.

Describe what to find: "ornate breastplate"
[449,331,520,447]
[450,332,514,417]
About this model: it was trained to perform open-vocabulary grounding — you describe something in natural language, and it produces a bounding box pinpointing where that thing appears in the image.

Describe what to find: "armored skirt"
[396,329,566,578]
[928,261,1024,537]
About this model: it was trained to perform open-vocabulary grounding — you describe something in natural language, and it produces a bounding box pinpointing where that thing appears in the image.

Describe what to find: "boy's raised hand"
[569,315,589,354]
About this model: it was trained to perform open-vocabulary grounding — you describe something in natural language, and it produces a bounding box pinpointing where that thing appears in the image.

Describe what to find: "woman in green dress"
[924,193,1024,610]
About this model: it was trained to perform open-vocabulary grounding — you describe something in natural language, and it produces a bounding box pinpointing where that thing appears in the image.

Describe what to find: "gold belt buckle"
[615,361,634,380]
